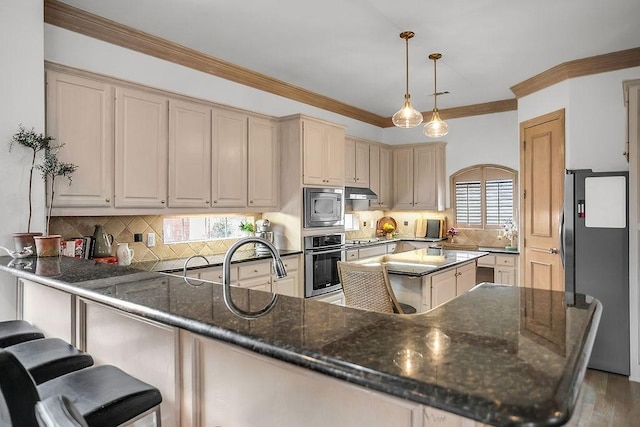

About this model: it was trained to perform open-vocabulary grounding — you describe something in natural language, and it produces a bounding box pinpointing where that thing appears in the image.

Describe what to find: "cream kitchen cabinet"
[393,143,446,210]
[46,70,114,208]
[247,116,279,208]
[422,261,477,311]
[369,144,393,209]
[168,99,212,208]
[211,108,248,208]
[345,137,370,188]
[211,110,279,209]
[272,255,300,297]
[115,87,168,208]
[302,118,345,186]
[477,253,518,286]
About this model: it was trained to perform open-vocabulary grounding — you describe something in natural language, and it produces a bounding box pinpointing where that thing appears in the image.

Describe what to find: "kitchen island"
[0,255,600,426]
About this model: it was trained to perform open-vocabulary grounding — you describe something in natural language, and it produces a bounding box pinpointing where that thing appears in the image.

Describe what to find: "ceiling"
[54,0,640,120]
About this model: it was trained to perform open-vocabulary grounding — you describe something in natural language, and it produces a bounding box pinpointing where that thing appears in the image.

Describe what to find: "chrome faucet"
[222,236,286,319]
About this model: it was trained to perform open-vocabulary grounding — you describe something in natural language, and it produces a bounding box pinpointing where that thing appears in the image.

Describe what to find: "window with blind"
[451,165,517,229]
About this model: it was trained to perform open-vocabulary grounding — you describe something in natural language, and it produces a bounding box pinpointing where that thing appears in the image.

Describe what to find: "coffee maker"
[255,219,274,255]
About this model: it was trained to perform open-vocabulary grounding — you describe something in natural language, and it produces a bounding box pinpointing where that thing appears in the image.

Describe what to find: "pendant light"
[423,53,449,138]
[392,31,423,128]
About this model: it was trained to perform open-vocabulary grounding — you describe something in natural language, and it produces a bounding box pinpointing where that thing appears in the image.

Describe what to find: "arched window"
[451,164,517,229]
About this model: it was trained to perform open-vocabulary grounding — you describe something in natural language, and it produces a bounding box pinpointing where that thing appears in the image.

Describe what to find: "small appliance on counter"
[255,219,274,255]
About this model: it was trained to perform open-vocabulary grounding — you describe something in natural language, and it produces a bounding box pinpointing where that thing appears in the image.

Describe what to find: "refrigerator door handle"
[559,207,565,268]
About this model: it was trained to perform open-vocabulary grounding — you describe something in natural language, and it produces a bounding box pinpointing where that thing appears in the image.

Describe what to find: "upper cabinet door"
[413,145,438,209]
[248,116,278,208]
[47,71,114,207]
[211,109,247,208]
[378,146,393,209]
[168,100,212,208]
[302,120,326,185]
[393,147,414,209]
[345,138,356,186]
[115,88,168,208]
[354,140,370,187]
[324,126,345,186]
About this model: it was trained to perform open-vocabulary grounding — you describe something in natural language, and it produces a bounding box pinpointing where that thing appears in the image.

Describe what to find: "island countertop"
[356,248,489,276]
[0,255,600,426]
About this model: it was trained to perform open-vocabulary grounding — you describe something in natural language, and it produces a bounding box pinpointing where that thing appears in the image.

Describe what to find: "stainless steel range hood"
[344,186,377,200]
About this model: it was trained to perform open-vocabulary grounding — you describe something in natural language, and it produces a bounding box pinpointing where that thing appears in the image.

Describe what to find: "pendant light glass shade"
[424,109,449,138]
[424,53,449,138]
[393,31,423,128]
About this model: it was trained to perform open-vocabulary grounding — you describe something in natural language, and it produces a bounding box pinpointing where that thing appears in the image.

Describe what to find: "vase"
[117,243,134,266]
[92,225,114,258]
[13,232,42,255]
[33,235,62,257]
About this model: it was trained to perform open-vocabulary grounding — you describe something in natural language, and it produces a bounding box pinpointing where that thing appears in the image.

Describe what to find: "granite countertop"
[0,255,600,426]
[357,248,489,276]
[130,248,302,273]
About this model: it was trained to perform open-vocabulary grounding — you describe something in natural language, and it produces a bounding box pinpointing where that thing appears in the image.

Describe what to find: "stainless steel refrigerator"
[563,169,629,375]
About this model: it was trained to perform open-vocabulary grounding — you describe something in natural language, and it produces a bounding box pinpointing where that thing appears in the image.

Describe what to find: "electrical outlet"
[363,221,367,227]
[370,221,374,229]
[147,232,156,247]
[404,221,409,226]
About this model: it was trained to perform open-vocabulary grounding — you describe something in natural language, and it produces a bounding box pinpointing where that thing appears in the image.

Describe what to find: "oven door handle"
[304,248,345,256]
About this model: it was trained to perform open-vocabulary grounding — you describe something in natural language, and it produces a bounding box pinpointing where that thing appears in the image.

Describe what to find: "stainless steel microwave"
[303,187,344,228]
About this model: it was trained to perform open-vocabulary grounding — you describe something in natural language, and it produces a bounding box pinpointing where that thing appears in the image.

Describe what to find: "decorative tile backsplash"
[50,215,253,262]
[345,209,509,248]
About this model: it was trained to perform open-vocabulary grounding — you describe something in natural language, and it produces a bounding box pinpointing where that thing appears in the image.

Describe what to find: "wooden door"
[168,99,211,208]
[115,88,168,208]
[248,116,278,208]
[431,269,457,308]
[379,146,393,209]
[211,109,247,208]
[302,120,325,185]
[413,145,438,209]
[47,71,114,208]
[354,140,370,187]
[345,137,357,186]
[393,147,414,209]
[324,125,345,186]
[521,110,565,292]
[455,262,477,295]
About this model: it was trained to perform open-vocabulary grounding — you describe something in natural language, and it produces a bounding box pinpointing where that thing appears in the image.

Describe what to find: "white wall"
[0,0,45,320]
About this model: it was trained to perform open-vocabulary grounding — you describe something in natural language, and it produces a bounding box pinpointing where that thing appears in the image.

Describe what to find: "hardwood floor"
[566,369,640,426]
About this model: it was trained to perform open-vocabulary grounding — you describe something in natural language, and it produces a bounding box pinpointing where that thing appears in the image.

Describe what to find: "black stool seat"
[0,351,162,427]
[0,320,44,347]
[6,338,94,384]
[398,302,417,314]
[36,395,89,427]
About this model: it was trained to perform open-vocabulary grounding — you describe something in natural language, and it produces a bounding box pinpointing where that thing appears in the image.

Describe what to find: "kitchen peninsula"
[0,255,600,427]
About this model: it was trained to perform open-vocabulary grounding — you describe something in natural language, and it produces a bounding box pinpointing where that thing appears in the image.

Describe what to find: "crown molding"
[511,47,640,98]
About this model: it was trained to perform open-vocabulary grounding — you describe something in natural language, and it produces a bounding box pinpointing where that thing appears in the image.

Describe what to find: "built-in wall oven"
[304,233,345,297]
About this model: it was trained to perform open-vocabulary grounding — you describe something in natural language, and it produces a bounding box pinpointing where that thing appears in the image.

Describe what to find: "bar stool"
[35,395,89,427]
[5,338,94,384]
[0,350,162,427]
[0,320,44,347]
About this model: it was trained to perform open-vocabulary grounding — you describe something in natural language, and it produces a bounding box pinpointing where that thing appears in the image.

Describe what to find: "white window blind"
[485,179,513,225]
[455,181,481,225]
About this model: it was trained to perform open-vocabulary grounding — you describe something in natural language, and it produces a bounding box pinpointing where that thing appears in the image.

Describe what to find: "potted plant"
[8,125,53,252]
[502,219,518,251]
[239,221,255,236]
[33,144,78,257]
[446,227,459,243]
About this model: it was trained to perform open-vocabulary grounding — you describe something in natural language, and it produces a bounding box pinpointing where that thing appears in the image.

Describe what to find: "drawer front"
[358,245,387,258]
[199,266,238,283]
[238,261,272,280]
[496,255,516,267]
[477,255,496,266]
[346,250,359,261]
[280,255,299,272]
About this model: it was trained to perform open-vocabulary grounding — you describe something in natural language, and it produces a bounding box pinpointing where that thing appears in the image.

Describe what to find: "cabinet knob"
[161,200,165,204]
[105,198,110,203]
[250,200,253,204]
[205,201,209,204]
[213,200,218,204]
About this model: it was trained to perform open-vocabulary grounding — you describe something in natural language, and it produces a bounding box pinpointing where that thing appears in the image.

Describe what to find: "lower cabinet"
[422,262,477,311]
[187,254,301,297]
[476,254,519,286]
[312,290,345,305]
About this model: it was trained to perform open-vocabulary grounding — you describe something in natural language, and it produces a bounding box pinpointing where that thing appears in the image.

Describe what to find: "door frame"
[519,109,566,290]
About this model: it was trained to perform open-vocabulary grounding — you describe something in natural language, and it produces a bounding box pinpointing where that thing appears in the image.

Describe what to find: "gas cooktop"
[344,238,384,247]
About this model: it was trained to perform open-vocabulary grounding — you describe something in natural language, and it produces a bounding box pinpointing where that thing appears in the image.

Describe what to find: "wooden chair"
[337,261,405,314]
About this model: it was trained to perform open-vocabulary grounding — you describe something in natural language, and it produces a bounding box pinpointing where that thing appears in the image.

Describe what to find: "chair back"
[0,350,40,427]
[337,261,404,314]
